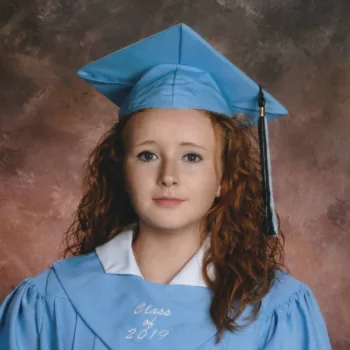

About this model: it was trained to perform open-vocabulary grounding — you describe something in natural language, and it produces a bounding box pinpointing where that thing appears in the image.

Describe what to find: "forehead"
[123,108,216,145]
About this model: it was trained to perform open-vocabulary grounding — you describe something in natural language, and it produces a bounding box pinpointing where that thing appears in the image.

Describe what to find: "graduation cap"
[77,23,288,237]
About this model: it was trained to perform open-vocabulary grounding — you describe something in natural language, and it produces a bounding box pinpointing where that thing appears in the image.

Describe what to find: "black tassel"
[258,85,278,237]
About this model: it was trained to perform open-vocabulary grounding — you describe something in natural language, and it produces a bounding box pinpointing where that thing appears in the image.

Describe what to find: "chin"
[148,220,188,231]
[140,215,195,232]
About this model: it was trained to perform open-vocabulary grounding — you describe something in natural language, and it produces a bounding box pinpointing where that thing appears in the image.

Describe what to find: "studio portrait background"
[0,0,349,348]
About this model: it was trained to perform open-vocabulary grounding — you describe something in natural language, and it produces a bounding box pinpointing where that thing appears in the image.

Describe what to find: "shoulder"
[18,251,98,300]
[259,269,312,317]
[0,253,100,349]
[256,269,331,349]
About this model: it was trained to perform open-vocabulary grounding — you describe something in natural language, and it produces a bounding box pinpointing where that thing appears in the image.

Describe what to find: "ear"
[215,184,222,198]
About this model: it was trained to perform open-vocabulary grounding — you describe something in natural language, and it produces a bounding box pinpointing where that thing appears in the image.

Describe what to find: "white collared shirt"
[95,225,213,287]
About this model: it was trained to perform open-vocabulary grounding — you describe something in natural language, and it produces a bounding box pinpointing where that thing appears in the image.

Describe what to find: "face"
[122,108,222,236]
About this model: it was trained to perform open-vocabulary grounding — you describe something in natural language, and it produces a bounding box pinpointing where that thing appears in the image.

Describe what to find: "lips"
[153,198,185,207]
[153,197,184,200]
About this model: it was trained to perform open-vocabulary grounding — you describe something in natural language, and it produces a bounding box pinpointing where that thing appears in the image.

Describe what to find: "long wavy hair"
[59,108,289,343]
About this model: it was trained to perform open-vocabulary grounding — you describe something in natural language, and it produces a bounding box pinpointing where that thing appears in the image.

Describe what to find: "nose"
[157,160,179,187]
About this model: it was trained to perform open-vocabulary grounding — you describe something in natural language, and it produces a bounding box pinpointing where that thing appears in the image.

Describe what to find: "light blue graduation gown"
[0,227,332,349]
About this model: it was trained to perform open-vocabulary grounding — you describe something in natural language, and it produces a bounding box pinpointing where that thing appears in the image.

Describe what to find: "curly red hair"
[59,109,289,343]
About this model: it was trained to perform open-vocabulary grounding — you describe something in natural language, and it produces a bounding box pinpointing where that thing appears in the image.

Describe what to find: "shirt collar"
[95,225,213,287]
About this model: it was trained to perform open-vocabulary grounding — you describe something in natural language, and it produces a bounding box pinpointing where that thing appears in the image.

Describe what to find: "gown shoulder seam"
[28,267,70,301]
[263,282,310,321]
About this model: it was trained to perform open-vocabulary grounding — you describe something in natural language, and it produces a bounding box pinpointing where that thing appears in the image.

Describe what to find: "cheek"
[124,167,152,199]
[187,170,219,201]
[193,166,218,187]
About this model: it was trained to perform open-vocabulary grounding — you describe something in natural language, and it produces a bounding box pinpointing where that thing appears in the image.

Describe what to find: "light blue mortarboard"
[77,23,288,237]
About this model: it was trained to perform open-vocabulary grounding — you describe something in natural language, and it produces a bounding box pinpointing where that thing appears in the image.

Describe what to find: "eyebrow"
[134,140,209,151]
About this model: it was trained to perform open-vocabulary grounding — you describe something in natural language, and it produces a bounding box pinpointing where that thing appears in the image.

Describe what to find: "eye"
[137,151,156,162]
[184,153,203,162]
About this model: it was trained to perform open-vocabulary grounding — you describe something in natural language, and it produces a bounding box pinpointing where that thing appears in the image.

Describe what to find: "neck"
[132,222,203,284]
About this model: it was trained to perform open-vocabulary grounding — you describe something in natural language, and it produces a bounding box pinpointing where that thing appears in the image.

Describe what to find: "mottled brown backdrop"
[0,0,349,348]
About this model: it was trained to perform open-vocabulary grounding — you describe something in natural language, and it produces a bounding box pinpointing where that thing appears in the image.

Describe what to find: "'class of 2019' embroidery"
[125,303,172,341]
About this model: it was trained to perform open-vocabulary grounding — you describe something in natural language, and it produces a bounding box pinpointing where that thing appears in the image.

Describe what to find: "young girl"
[0,23,331,349]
